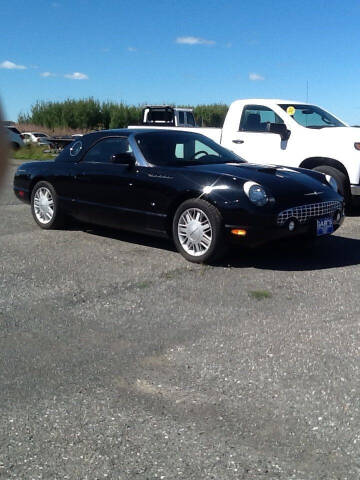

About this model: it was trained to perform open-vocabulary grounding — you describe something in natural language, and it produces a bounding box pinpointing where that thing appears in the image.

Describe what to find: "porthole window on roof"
[70,140,83,157]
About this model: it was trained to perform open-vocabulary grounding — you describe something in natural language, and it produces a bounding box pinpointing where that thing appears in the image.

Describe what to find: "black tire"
[11,142,20,151]
[312,165,350,205]
[172,198,227,263]
[31,181,65,229]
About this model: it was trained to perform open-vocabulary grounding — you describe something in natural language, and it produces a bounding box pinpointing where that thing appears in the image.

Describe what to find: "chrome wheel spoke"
[33,186,54,224]
[177,207,213,257]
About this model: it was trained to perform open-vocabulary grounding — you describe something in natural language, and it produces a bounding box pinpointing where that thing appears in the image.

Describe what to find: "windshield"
[8,127,21,134]
[34,133,47,137]
[135,131,245,166]
[279,104,345,129]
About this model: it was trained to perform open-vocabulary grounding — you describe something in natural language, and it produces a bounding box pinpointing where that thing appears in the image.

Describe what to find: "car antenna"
[306,80,309,103]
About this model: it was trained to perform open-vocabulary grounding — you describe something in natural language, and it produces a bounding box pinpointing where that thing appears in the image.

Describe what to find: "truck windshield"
[279,104,345,129]
[135,131,245,166]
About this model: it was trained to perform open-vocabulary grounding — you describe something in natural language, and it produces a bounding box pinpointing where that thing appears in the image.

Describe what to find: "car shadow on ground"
[75,223,177,253]
[220,235,360,271]
[71,222,360,272]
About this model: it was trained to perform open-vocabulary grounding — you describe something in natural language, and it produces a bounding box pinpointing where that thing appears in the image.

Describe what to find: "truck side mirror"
[267,123,291,141]
[110,152,135,166]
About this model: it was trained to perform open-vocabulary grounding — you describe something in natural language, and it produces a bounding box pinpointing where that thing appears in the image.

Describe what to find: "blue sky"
[1,0,360,123]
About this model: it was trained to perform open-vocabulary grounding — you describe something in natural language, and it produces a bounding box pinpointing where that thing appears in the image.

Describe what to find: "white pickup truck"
[130,99,360,206]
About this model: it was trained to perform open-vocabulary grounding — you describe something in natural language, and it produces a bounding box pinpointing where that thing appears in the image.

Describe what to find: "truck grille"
[277,201,342,225]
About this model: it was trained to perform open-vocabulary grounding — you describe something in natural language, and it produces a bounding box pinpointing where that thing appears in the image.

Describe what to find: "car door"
[72,136,140,230]
[229,105,288,165]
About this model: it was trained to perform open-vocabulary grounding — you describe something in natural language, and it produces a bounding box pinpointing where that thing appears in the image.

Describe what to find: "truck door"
[225,105,293,166]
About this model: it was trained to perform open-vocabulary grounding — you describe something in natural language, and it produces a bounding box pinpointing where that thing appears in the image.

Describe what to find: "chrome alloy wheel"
[177,208,212,256]
[33,187,54,224]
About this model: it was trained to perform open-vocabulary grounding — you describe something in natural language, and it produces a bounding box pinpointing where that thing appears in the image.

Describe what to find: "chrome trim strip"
[76,198,167,217]
[277,201,342,225]
[128,133,149,167]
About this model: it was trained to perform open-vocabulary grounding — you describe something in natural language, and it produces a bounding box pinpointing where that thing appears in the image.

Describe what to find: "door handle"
[232,139,244,144]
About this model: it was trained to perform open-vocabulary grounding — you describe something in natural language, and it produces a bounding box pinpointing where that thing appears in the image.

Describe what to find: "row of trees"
[18,98,229,130]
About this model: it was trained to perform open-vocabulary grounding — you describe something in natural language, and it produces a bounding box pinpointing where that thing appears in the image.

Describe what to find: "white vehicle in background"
[22,132,53,146]
[4,125,24,150]
[131,99,360,207]
[141,105,196,127]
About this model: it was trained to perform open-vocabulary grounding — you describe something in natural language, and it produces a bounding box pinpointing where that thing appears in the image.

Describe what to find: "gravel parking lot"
[1,163,360,479]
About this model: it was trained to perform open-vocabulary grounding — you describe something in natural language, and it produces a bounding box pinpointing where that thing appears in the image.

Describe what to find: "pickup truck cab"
[142,105,196,127]
[131,99,360,206]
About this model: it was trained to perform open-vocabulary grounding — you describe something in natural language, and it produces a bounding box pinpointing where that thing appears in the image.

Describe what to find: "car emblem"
[304,191,323,196]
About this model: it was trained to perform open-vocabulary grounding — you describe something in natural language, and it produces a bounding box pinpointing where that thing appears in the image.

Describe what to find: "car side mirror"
[110,152,135,166]
[267,123,291,141]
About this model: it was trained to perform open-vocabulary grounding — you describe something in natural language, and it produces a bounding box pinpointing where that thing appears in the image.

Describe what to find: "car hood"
[307,126,360,141]
[185,162,336,200]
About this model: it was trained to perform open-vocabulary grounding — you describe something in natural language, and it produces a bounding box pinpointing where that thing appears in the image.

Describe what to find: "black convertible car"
[14,129,344,262]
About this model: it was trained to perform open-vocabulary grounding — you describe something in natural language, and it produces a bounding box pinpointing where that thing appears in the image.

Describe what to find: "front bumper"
[225,201,345,247]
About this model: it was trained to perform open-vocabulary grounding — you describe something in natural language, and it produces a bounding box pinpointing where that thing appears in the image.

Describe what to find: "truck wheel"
[172,198,227,263]
[11,142,20,151]
[31,181,65,229]
[313,165,350,205]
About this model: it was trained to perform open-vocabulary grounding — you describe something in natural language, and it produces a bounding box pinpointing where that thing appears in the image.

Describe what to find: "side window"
[194,139,219,157]
[186,112,195,126]
[240,105,284,132]
[174,139,219,161]
[175,143,184,159]
[178,111,185,125]
[83,137,132,163]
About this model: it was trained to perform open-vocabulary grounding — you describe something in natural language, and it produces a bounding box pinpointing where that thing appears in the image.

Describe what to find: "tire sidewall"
[31,181,60,229]
[172,199,224,263]
[313,165,348,200]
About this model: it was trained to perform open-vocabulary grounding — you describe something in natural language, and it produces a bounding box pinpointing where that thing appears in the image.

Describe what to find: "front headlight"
[243,181,268,206]
[325,174,338,192]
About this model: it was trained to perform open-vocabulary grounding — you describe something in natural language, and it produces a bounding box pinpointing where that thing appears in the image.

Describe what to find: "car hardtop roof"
[87,128,202,136]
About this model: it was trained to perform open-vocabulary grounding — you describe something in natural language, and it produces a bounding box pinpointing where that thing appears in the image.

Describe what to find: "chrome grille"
[277,201,342,225]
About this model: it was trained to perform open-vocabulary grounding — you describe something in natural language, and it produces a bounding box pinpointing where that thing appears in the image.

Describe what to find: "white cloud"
[176,36,215,45]
[127,47,137,52]
[249,72,264,81]
[0,60,26,70]
[64,72,88,80]
[41,71,57,77]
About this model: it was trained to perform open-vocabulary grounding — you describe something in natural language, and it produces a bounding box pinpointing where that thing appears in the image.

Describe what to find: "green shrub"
[19,98,230,130]
[12,144,54,161]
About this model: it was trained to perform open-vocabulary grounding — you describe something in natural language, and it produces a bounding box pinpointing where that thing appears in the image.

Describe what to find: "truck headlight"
[325,174,338,192]
[243,181,268,206]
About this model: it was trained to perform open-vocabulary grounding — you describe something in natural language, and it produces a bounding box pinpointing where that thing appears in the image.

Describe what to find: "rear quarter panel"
[13,160,73,204]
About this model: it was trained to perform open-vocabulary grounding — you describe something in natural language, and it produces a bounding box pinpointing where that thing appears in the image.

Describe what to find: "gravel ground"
[1,164,360,479]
